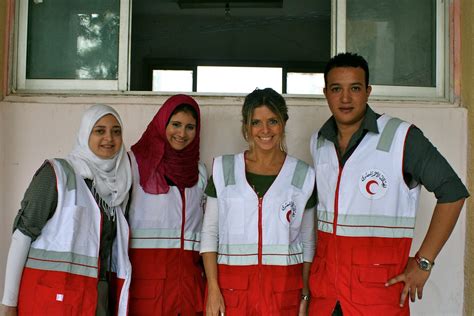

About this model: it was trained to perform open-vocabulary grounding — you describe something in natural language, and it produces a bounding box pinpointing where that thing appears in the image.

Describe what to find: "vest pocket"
[34,284,84,316]
[129,279,165,315]
[219,273,248,314]
[272,274,302,313]
[350,246,402,305]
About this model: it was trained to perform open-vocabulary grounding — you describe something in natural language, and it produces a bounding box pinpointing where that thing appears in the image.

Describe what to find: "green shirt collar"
[318,105,379,143]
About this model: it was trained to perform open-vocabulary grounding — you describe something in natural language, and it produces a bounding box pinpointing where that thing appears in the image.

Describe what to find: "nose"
[177,127,186,137]
[262,123,269,134]
[104,130,113,141]
[341,89,351,103]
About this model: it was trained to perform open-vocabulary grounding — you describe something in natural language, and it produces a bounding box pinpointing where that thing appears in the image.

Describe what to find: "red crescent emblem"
[365,180,379,195]
[286,210,292,222]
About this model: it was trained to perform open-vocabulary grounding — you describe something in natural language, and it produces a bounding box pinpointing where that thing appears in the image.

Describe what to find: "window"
[17,0,129,90]
[15,0,448,98]
[336,0,444,98]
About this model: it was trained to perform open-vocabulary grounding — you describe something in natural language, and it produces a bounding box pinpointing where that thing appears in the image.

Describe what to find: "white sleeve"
[2,229,32,307]
[200,197,219,254]
[301,207,316,262]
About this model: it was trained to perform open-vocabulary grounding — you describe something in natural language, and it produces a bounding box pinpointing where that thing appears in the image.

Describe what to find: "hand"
[206,285,225,316]
[0,305,17,316]
[385,257,431,307]
[298,298,309,316]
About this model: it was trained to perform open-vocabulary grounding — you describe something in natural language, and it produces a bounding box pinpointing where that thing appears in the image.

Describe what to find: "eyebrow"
[93,125,121,128]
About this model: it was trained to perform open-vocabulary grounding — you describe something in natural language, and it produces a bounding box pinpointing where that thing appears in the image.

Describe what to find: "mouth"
[339,106,354,114]
[172,137,187,144]
[100,144,115,150]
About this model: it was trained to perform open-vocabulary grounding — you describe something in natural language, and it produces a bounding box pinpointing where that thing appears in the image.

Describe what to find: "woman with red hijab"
[127,95,207,315]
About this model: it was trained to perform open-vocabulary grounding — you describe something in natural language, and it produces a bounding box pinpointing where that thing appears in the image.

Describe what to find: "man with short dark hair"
[308,52,469,315]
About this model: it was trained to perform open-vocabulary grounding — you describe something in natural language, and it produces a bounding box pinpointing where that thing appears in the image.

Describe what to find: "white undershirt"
[2,229,32,307]
[200,197,316,262]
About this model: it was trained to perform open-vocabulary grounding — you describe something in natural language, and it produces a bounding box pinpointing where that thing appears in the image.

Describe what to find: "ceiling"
[132,0,331,18]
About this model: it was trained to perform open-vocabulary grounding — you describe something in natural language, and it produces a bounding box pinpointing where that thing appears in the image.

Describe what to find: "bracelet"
[301,294,310,301]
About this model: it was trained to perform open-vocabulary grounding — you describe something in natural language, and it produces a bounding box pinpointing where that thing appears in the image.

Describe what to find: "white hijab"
[67,104,132,210]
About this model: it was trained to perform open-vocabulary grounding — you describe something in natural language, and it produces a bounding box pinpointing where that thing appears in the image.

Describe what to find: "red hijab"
[131,95,200,194]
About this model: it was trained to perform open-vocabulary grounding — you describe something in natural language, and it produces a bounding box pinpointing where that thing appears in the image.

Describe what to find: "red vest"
[211,153,315,315]
[309,116,420,316]
[17,159,131,316]
[128,152,207,315]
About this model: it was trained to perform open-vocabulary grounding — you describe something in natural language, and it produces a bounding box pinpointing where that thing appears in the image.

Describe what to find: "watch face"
[420,260,429,270]
[419,258,431,271]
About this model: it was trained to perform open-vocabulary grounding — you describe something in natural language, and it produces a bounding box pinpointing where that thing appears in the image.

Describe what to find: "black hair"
[168,104,198,125]
[324,52,370,87]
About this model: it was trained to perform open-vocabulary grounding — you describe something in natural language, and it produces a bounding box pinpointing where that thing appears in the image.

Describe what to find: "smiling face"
[248,105,284,152]
[88,114,123,159]
[165,110,197,151]
[324,66,372,130]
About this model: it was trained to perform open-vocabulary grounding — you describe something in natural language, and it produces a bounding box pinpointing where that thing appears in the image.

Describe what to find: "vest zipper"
[178,188,186,314]
[333,147,343,298]
[258,196,263,266]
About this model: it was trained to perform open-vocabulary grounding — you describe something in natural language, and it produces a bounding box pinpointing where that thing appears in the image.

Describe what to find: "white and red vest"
[309,115,421,316]
[18,159,131,316]
[127,152,207,315]
[212,153,315,315]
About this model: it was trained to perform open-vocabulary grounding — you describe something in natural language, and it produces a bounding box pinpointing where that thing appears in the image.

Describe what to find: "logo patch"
[359,169,388,199]
[280,200,297,224]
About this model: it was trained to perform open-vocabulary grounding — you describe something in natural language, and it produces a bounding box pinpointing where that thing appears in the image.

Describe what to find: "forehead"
[94,114,120,126]
[251,105,277,118]
[169,110,196,123]
[326,67,366,85]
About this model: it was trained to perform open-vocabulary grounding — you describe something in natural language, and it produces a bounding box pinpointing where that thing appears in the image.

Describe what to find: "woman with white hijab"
[0,104,132,316]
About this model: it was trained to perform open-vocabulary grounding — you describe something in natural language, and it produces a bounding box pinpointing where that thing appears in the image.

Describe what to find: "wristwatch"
[415,252,435,271]
[301,294,310,301]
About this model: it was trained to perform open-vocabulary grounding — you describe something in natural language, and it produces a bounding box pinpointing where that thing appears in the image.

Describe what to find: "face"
[88,114,123,159]
[248,105,284,152]
[166,111,197,151]
[324,66,372,129]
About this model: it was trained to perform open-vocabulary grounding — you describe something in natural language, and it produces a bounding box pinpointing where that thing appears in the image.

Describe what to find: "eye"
[171,122,182,128]
[93,128,105,135]
[268,118,279,126]
[251,120,261,126]
[351,86,361,92]
[112,127,122,136]
[330,86,341,93]
[186,124,196,131]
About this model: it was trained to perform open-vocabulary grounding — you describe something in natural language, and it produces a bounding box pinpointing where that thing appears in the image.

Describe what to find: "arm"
[385,126,469,306]
[1,230,32,314]
[200,197,225,315]
[1,162,58,313]
[299,207,315,315]
[202,252,225,316]
[386,199,465,307]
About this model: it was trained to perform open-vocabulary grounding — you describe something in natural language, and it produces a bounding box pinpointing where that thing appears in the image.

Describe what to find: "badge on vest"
[359,169,388,200]
[280,201,297,224]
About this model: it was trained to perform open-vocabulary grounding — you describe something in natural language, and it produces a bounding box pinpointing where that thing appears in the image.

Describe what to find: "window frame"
[13,0,449,100]
[15,0,131,91]
[332,0,447,99]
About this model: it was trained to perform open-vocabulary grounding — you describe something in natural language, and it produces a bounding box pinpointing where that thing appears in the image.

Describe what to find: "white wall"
[0,95,467,315]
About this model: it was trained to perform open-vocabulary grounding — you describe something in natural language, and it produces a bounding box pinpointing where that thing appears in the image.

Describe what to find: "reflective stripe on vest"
[317,210,415,237]
[26,247,99,278]
[217,243,303,265]
[130,228,201,251]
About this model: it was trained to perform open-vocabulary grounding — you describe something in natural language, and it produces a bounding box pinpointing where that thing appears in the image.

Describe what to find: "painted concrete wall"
[461,0,474,314]
[0,95,468,315]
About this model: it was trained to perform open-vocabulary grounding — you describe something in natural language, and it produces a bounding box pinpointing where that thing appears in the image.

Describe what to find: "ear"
[366,85,372,96]
[323,87,327,97]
